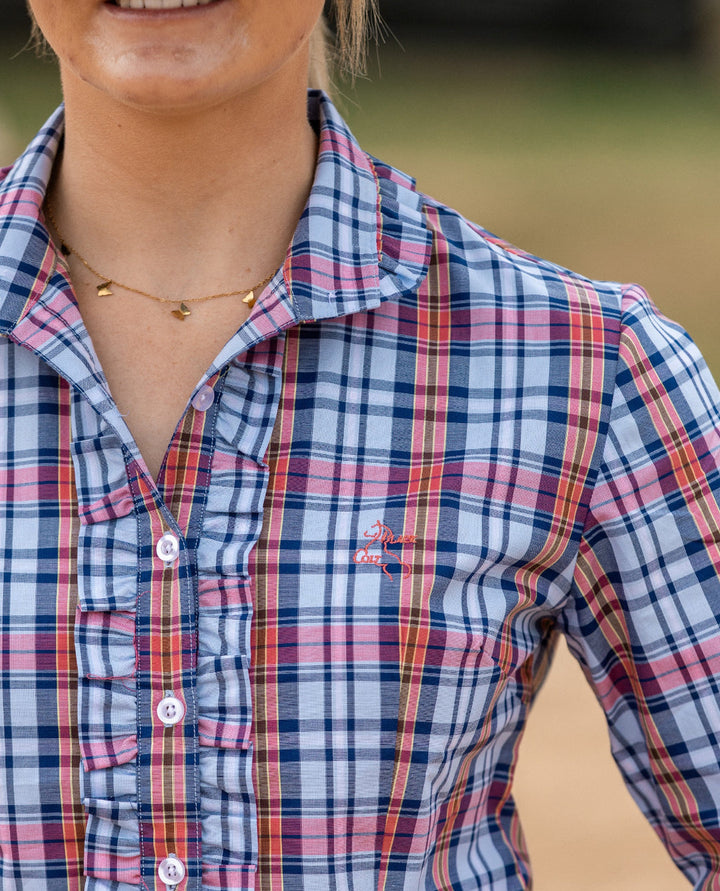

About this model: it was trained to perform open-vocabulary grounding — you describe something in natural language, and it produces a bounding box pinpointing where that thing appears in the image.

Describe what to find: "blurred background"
[2,1,719,887]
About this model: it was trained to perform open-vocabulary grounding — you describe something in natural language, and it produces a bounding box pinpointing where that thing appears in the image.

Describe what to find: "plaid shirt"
[0,91,719,891]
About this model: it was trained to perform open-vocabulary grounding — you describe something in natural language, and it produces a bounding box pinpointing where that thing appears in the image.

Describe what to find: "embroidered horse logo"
[353,521,417,580]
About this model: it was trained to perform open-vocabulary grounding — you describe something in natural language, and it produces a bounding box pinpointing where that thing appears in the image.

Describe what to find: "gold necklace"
[44,199,275,321]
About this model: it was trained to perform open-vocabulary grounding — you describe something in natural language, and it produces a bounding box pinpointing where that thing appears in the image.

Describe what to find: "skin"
[28,0,324,481]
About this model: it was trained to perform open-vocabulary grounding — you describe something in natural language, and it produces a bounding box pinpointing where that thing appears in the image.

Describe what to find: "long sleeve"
[562,284,720,888]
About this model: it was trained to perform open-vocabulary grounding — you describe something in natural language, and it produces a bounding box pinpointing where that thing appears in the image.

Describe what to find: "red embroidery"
[353,521,417,580]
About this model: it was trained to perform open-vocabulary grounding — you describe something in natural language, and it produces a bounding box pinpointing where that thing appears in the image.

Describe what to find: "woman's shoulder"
[372,152,629,323]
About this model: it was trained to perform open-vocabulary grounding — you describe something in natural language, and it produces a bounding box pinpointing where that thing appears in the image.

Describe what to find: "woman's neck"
[50,59,318,299]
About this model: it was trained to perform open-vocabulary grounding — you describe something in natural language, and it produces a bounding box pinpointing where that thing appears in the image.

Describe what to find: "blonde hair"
[29,1,376,93]
[330,0,377,78]
[310,0,377,91]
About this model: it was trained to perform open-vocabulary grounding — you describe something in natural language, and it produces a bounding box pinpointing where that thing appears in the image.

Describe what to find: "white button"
[158,855,186,886]
[191,385,214,412]
[157,693,185,727]
[156,533,180,564]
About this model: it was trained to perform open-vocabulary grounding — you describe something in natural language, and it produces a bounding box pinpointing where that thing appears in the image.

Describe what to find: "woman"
[2,1,720,888]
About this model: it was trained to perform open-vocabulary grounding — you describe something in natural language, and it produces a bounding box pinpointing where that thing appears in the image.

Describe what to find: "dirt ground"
[515,643,688,890]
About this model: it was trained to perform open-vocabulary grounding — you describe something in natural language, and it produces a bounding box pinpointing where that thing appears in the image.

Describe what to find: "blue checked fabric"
[0,91,718,890]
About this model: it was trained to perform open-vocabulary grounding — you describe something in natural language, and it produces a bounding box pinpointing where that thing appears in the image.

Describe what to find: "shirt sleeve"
[561,284,720,887]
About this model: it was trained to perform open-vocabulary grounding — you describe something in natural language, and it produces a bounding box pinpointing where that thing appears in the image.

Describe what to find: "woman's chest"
[72,284,253,481]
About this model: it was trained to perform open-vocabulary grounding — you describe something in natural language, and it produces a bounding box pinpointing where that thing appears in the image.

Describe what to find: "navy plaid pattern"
[0,92,718,889]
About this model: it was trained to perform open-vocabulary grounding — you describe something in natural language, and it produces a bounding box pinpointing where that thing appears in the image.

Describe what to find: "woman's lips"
[109,0,220,9]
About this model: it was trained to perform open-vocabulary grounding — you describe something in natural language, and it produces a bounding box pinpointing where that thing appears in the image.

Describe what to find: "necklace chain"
[44,198,275,320]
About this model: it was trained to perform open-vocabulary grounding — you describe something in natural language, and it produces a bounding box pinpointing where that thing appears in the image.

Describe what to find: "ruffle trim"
[372,155,432,302]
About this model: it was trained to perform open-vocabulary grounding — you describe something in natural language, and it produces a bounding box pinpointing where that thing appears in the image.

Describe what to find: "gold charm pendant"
[171,302,191,321]
[42,199,276,320]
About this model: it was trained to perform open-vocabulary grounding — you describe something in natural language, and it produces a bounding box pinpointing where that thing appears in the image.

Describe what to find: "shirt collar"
[0,91,431,338]
[288,91,431,321]
[0,105,64,335]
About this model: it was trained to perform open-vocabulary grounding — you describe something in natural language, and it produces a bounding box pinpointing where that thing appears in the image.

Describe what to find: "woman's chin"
[70,47,253,115]
[36,0,322,116]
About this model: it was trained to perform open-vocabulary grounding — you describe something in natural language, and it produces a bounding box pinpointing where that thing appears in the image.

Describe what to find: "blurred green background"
[1,11,718,889]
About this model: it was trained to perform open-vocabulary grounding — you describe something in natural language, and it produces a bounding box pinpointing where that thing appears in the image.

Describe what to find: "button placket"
[133,452,202,885]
